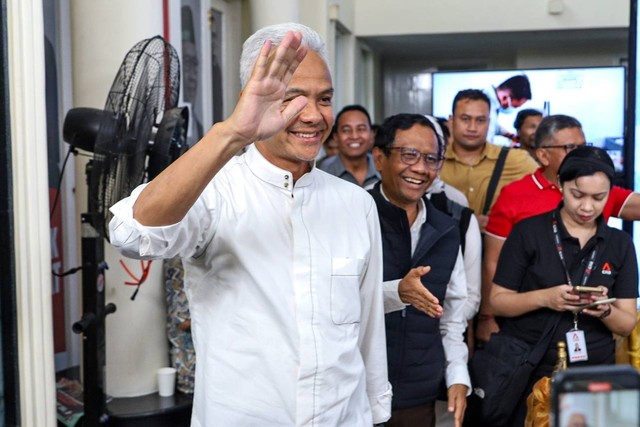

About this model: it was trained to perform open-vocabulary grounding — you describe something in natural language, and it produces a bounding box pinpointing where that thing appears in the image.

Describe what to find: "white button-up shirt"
[109,145,392,426]
[379,192,471,392]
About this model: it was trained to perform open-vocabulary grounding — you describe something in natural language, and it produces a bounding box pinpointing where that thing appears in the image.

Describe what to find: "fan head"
[148,106,189,180]
[88,35,181,235]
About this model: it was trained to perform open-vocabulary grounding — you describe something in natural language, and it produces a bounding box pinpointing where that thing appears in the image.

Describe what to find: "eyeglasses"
[385,147,444,170]
[540,143,587,153]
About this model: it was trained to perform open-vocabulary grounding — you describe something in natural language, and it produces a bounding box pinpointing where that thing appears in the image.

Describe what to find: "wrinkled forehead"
[285,50,333,91]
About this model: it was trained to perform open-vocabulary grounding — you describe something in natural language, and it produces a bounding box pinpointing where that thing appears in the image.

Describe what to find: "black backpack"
[429,192,473,255]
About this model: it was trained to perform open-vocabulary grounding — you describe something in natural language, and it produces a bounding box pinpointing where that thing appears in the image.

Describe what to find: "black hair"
[435,117,450,142]
[558,146,615,188]
[534,114,582,148]
[328,122,337,137]
[335,104,372,128]
[375,113,444,159]
[451,89,491,114]
[513,109,543,130]
[497,75,532,100]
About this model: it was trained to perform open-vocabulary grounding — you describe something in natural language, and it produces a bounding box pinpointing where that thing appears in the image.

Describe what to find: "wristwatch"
[599,305,612,319]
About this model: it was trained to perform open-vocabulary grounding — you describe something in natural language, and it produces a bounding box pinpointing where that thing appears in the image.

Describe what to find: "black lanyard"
[551,212,598,288]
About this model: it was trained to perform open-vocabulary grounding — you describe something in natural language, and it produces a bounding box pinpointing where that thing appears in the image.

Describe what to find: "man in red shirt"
[477,114,640,345]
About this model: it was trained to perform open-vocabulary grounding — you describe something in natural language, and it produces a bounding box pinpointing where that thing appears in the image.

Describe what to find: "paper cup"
[157,367,177,397]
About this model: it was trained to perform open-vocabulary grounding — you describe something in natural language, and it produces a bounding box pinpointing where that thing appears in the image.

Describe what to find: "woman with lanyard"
[489,145,638,426]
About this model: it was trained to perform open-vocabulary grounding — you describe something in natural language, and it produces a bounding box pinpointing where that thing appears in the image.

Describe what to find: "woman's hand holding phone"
[571,285,607,306]
[579,293,616,319]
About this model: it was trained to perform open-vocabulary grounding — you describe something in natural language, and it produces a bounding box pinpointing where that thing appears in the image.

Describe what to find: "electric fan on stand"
[62,35,189,426]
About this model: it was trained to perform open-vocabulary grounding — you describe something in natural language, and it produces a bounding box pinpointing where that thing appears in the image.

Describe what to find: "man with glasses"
[478,114,640,345]
[440,89,538,234]
[369,113,469,427]
[319,104,380,187]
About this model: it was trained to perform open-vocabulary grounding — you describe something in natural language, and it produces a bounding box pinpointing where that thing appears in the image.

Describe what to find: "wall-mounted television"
[431,67,627,175]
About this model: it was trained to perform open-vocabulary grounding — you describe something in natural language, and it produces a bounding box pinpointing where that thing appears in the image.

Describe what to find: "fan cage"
[90,36,180,235]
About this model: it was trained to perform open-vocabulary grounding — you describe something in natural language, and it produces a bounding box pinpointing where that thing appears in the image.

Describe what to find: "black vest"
[369,183,461,409]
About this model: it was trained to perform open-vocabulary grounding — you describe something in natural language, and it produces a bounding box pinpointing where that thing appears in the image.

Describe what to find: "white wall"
[69,0,170,397]
[210,0,243,120]
[354,0,628,36]
[516,45,628,69]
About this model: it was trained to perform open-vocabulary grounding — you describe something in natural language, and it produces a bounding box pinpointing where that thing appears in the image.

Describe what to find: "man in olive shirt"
[440,89,537,233]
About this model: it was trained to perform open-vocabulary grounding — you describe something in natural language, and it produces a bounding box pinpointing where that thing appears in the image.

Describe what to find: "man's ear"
[535,147,550,167]
[372,146,385,172]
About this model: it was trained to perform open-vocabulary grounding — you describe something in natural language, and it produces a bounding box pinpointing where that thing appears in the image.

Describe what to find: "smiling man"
[319,104,380,187]
[369,113,469,427]
[108,23,391,426]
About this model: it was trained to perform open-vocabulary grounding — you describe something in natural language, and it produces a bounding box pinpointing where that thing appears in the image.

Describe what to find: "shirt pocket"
[330,257,364,325]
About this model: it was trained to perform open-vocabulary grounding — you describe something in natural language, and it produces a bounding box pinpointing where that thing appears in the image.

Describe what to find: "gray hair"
[239,22,328,88]
[533,114,583,148]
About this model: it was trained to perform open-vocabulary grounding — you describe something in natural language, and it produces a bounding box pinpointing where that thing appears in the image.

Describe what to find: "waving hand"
[227,31,309,145]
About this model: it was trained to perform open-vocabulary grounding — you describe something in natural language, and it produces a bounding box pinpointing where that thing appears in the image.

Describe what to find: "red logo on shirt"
[601,262,612,275]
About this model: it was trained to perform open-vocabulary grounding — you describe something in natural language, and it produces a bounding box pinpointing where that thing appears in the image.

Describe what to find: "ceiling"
[360,28,629,68]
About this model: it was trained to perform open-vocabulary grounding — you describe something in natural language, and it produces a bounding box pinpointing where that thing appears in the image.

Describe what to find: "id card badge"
[566,329,588,363]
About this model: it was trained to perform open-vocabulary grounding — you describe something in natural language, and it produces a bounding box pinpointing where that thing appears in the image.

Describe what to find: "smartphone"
[552,365,640,427]
[580,297,616,309]
[573,286,604,294]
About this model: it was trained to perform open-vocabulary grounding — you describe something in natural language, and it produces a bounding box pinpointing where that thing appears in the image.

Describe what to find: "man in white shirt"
[369,113,470,427]
[109,23,391,427]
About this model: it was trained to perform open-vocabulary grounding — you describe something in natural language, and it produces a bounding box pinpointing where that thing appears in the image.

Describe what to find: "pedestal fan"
[62,35,189,426]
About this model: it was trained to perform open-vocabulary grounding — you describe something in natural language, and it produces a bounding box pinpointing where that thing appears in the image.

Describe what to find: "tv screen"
[431,67,626,174]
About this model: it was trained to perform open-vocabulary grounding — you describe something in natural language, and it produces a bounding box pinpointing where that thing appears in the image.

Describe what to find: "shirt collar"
[553,202,607,243]
[335,153,380,181]
[379,184,427,228]
[444,141,499,164]
[245,144,315,189]
[531,167,559,191]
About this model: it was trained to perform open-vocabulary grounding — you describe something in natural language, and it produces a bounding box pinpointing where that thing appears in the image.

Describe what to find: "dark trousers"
[387,402,436,427]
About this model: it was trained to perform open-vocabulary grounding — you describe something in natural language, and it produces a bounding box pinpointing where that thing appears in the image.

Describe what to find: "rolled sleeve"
[108,183,217,259]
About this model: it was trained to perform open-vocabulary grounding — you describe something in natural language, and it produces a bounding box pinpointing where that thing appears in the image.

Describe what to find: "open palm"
[229,31,309,144]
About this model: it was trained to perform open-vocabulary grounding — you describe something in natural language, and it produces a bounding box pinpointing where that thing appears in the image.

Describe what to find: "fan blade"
[87,35,181,237]
[148,106,189,180]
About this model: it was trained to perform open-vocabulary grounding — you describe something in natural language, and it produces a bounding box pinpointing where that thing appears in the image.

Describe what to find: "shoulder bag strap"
[526,312,565,367]
[482,146,510,215]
